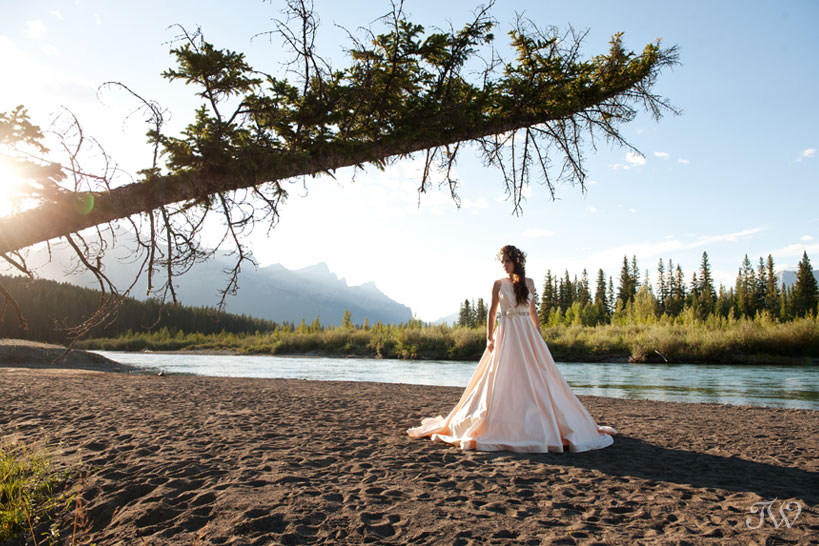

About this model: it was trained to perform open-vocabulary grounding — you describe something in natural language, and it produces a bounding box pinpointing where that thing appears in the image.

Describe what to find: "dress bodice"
[498,278,532,315]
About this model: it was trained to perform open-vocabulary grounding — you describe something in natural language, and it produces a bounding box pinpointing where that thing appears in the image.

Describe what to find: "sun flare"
[0,160,24,217]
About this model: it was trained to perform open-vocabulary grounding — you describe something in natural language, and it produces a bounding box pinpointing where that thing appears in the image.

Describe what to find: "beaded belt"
[502,309,529,316]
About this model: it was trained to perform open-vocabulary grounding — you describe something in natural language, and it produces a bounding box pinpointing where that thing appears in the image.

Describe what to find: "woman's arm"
[486,280,501,351]
[527,278,539,330]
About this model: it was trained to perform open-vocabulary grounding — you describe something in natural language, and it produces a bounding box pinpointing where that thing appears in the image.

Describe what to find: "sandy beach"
[1,365,817,545]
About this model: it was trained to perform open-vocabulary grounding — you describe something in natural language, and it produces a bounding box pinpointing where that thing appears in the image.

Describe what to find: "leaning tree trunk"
[0,91,638,255]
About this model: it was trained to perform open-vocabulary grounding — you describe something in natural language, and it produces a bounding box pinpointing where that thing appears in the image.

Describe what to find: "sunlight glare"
[0,160,24,217]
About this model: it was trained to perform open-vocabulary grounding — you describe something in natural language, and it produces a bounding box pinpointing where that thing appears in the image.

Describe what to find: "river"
[93,351,819,410]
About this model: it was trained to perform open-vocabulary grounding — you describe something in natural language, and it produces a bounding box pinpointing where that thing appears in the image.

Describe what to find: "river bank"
[75,318,819,365]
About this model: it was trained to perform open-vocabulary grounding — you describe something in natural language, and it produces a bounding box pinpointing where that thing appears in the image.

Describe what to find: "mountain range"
[5,243,413,326]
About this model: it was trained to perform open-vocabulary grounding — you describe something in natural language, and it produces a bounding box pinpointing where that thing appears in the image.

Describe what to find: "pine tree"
[792,251,819,317]
[458,299,472,327]
[616,256,630,307]
[656,258,667,313]
[755,257,768,314]
[607,277,615,317]
[539,271,556,325]
[689,272,699,299]
[779,283,791,320]
[666,264,686,316]
[631,255,641,292]
[764,255,780,317]
[475,298,487,326]
[617,256,637,308]
[594,269,607,306]
[559,270,574,311]
[735,254,756,318]
[698,251,716,315]
[593,269,609,324]
[577,269,591,306]
[715,285,731,318]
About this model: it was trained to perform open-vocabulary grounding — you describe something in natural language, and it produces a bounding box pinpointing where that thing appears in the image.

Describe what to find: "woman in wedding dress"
[408,245,616,453]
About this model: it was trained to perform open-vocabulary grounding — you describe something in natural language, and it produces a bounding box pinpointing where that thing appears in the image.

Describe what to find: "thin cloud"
[25,20,47,39]
[588,227,765,270]
[611,151,647,171]
[94,14,102,25]
[49,10,64,20]
[586,206,598,214]
[522,228,555,238]
[654,151,670,159]
[796,148,816,162]
[775,242,819,256]
[677,158,690,164]
[692,227,763,246]
[801,235,814,241]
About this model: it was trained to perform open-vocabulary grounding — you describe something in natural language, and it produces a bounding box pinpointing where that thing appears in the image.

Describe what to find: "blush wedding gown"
[408,278,616,453]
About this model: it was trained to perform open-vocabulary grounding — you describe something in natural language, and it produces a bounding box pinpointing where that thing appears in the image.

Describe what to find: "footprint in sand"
[234,511,287,534]
[358,512,399,539]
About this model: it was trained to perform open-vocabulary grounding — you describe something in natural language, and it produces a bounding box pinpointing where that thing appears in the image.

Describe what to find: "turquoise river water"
[94,351,819,411]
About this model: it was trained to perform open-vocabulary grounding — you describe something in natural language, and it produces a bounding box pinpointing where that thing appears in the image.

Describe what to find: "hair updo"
[498,245,529,306]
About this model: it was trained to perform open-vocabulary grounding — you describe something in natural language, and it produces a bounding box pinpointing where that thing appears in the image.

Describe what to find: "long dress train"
[407,278,616,453]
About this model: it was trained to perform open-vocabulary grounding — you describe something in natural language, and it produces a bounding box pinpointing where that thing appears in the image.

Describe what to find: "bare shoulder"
[525,277,535,289]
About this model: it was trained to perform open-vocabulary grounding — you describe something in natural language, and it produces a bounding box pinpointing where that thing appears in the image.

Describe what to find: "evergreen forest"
[0,275,278,344]
[526,251,819,327]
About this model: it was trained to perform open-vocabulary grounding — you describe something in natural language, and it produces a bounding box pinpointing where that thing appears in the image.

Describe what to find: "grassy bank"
[77,316,819,364]
[0,443,75,544]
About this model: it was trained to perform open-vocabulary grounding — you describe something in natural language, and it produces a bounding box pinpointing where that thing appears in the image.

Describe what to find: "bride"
[408,245,616,453]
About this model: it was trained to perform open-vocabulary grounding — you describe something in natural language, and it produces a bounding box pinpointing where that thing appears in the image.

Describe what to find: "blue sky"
[1,1,817,321]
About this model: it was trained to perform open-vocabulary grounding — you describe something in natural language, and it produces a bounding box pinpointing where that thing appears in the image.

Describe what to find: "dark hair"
[499,245,529,306]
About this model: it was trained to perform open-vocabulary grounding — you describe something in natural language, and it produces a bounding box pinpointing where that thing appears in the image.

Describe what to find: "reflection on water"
[95,351,819,411]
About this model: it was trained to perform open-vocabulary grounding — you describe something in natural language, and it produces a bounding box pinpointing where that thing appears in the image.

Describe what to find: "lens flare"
[74,192,94,215]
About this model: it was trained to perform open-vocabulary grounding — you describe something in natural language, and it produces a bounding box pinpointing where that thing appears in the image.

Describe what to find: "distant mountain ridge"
[216,261,413,326]
[3,243,413,326]
[776,269,819,288]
